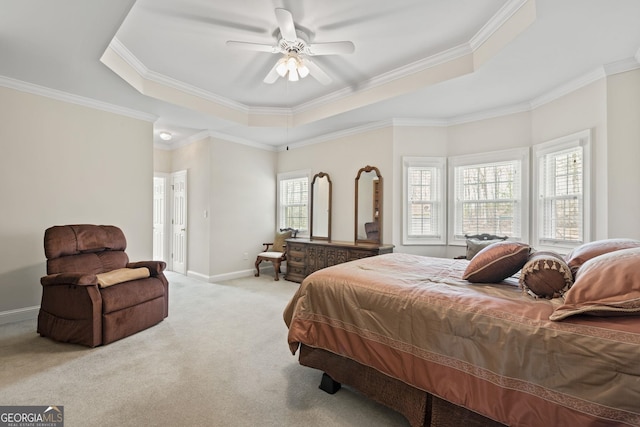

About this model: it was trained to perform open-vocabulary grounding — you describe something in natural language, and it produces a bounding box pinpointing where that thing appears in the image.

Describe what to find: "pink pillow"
[463,241,530,283]
[550,247,640,321]
[564,238,640,276]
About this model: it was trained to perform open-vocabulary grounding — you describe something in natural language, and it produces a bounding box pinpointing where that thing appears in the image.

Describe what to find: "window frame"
[402,156,447,245]
[448,147,529,246]
[277,169,311,235]
[532,129,591,253]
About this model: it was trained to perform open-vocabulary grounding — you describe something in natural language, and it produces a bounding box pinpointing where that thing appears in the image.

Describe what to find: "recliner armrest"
[41,273,98,287]
[127,261,166,276]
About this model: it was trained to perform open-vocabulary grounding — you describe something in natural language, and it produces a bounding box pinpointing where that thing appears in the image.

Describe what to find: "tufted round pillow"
[519,251,573,299]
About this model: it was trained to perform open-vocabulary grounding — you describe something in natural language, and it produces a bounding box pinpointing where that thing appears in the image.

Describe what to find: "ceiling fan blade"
[226,41,279,53]
[263,61,281,84]
[304,58,332,85]
[275,8,297,42]
[308,41,355,55]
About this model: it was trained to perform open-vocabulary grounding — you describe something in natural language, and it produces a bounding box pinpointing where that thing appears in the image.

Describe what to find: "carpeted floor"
[0,272,408,426]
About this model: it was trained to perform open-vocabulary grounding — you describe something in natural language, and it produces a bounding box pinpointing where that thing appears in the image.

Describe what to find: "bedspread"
[284,253,640,426]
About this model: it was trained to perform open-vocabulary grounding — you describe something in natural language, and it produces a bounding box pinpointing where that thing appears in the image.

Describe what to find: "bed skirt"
[299,345,505,427]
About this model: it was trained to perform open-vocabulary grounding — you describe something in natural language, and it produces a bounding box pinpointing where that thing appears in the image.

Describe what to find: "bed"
[283,242,640,427]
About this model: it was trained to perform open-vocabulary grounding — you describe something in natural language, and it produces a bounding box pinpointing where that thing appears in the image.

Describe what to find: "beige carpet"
[0,272,407,427]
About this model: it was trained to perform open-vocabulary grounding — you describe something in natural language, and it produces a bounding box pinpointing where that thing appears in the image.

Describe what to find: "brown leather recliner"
[38,224,169,347]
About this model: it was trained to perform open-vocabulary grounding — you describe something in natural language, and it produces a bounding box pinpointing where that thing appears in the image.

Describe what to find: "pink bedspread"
[284,253,640,426]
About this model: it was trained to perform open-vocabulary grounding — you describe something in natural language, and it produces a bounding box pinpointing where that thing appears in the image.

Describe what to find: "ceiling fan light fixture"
[159,131,172,141]
[286,56,298,72]
[288,68,299,82]
[298,63,310,78]
[276,59,288,77]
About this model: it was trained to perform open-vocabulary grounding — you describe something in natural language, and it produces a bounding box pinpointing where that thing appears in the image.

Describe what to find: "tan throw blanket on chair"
[96,267,150,288]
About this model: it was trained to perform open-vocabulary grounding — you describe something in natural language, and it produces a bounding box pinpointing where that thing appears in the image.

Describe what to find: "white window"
[533,130,591,251]
[277,170,310,234]
[449,148,529,244]
[402,157,446,245]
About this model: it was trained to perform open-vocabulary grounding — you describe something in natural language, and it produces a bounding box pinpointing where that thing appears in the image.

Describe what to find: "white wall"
[531,79,608,240]
[392,125,449,257]
[209,138,277,278]
[0,86,153,320]
[275,75,629,257]
[171,138,211,278]
[154,137,277,280]
[278,127,394,243]
[606,69,640,239]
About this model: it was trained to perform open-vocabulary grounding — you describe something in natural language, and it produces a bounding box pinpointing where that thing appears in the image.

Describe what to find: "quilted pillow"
[564,238,640,276]
[271,229,293,252]
[465,238,505,260]
[463,241,530,283]
[550,247,640,321]
[519,251,573,299]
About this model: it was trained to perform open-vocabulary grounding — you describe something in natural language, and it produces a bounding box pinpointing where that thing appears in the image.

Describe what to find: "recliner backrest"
[44,225,129,275]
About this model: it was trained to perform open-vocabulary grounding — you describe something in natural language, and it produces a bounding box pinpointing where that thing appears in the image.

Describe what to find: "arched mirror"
[310,172,332,241]
[354,166,382,244]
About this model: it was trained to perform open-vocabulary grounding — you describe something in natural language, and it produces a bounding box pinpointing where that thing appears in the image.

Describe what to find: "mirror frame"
[309,172,332,241]
[354,165,382,245]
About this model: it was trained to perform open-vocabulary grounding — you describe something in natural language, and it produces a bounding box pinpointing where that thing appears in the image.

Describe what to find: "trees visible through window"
[278,173,309,232]
[402,157,445,245]
[459,161,518,236]
[450,148,528,243]
[534,130,590,250]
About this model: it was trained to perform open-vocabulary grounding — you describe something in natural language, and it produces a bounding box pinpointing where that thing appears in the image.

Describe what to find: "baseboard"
[185,266,276,283]
[208,268,262,283]
[186,270,211,282]
[0,306,39,325]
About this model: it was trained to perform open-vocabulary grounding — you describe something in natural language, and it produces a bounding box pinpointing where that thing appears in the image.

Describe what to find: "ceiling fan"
[226,8,355,85]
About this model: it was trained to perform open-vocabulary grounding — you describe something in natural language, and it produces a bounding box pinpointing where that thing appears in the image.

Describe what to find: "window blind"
[540,146,583,244]
[454,159,521,238]
[279,176,308,231]
[407,166,441,237]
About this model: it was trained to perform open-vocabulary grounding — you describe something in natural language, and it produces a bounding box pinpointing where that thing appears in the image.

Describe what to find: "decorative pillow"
[271,230,293,252]
[463,241,530,283]
[519,251,573,299]
[550,247,640,321]
[465,238,505,260]
[564,238,640,277]
[96,267,150,288]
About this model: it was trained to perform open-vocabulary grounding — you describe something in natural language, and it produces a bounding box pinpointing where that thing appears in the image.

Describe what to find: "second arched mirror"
[310,172,332,241]
[355,166,382,244]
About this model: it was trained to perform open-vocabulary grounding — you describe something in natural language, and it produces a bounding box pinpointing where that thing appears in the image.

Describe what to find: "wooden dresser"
[285,238,394,283]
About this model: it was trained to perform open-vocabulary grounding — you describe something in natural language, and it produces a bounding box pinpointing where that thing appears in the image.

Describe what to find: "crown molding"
[529,67,606,110]
[106,0,532,125]
[470,0,531,50]
[293,44,473,115]
[391,118,449,127]
[445,101,532,126]
[108,38,249,114]
[283,120,396,151]
[0,75,156,122]
[155,129,276,152]
[603,56,640,76]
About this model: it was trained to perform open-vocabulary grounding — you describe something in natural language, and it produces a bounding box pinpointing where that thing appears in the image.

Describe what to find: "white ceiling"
[1,0,639,150]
